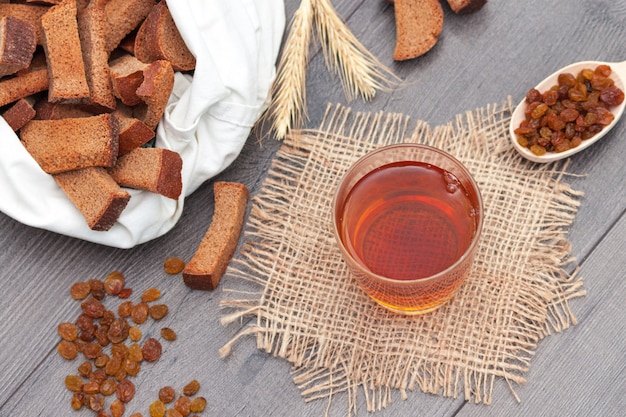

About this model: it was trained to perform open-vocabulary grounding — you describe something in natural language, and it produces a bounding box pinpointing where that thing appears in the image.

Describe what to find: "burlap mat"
[220,100,586,414]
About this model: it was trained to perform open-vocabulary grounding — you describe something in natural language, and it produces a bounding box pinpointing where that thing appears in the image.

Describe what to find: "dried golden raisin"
[100,378,117,396]
[129,326,142,342]
[110,399,125,417]
[161,327,177,341]
[128,343,143,362]
[71,392,85,410]
[104,271,125,296]
[58,340,78,360]
[65,375,84,392]
[164,257,185,274]
[131,302,149,324]
[78,361,92,377]
[149,400,167,417]
[58,322,78,341]
[158,386,175,403]
[142,338,162,362]
[174,396,191,416]
[118,287,133,299]
[166,409,183,417]
[70,282,92,300]
[118,301,133,318]
[81,297,106,318]
[149,304,168,320]
[83,380,101,395]
[115,378,135,403]
[183,380,200,396]
[189,397,207,413]
[141,288,161,303]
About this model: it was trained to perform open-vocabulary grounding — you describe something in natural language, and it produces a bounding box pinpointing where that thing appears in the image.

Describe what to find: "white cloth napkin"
[0,0,285,248]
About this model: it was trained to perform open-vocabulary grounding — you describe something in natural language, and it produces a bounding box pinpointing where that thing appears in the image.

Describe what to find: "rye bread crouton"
[103,0,155,53]
[0,66,48,107]
[41,0,90,103]
[0,16,36,77]
[20,113,119,174]
[112,107,155,154]
[393,0,443,61]
[447,0,487,14]
[133,59,174,130]
[109,53,148,106]
[77,3,116,111]
[183,182,249,291]
[2,97,36,131]
[53,166,130,231]
[134,1,195,71]
[108,147,182,199]
[0,3,47,45]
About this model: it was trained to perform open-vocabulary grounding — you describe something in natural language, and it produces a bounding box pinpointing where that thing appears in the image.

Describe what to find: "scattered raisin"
[58,340,78,360]
[100,378,117,396]
[107,318,130,344]
[70,282,91,300]
[149,400,167,417]
[117,287,133,299]
[81,297,106,318]
[174,396,191,416]
[129,326,142,342]
[164,257,185,275]
[65,375,84,392]
[89,393,105,411]
[161,327,177,341]
[149,304,169,320]
[183,380,200,396]
[166,409,183,417]
[131,302,149,324]
[141,288,161,303]
[83,380,101,395]
[189,397,207,413]
[110,399,125,417]
[104,271,125,296]
[78,361,92,377]
[158,386,176,403]
[142,338,162,362]
[118,301,133,318]
[128,343,143,362]
[71,392,85,410]
[115,378,135,403]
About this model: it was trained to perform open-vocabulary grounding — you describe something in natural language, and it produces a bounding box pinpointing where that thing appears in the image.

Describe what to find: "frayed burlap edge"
[219,100,586,415]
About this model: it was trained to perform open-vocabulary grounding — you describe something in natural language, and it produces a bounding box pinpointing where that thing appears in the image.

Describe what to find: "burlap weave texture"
[221,101,586,414]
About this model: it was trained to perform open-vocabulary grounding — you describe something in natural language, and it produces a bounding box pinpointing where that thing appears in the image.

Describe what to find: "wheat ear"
[267,0,315,140]
[313,0,398,101]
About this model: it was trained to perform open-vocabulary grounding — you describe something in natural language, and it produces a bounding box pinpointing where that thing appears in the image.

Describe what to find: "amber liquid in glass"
[339,161,478,281]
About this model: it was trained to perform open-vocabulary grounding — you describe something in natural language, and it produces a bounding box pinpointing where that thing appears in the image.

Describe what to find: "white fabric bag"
[0,0,285,248]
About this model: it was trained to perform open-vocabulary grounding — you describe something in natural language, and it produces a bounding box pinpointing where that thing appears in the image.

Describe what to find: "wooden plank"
[457,214,626,417]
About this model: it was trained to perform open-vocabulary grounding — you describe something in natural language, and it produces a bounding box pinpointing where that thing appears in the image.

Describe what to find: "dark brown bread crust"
[183,182,249,290]
[53,167,130,231]
[21,113,119,174]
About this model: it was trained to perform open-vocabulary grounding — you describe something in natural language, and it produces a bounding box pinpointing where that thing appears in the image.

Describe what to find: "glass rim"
[331,143,484,285]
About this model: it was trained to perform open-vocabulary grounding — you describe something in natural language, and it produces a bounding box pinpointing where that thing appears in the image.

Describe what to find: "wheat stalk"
[313,0,398,101]
[267,0,315,140]
[266,0,399,140]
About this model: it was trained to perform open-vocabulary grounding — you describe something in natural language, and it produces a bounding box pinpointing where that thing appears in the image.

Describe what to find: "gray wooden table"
[1,1,624,416]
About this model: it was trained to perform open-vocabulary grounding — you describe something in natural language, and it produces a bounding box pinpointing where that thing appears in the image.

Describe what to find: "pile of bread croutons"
[0,0,194,231]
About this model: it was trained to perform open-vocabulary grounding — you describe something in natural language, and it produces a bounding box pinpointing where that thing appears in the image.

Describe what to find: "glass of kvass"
[332,144,483,315]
